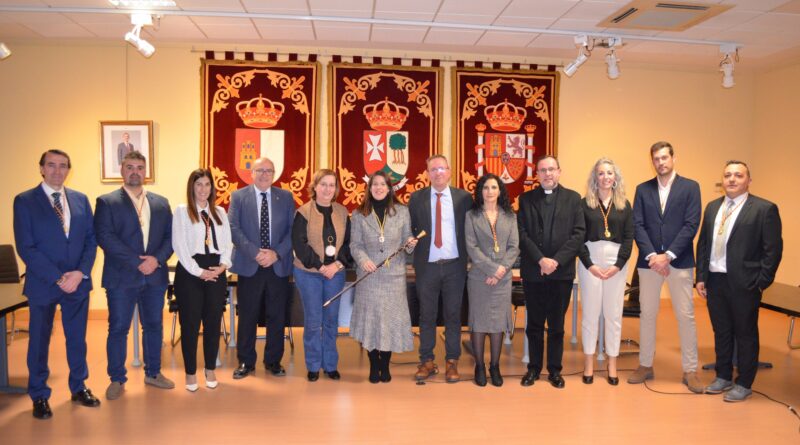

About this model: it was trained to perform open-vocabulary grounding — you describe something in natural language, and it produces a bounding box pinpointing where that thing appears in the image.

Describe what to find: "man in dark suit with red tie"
[13,149,100,419]
[696,161,782,402]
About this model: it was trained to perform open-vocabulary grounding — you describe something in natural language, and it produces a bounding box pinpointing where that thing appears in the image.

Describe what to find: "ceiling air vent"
[599,0,732,31]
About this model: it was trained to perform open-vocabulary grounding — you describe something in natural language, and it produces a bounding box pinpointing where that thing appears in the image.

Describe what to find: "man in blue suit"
[229,157,295,379]
[95,151,174,400]
[629,141,703,393]
[13,149,101,419]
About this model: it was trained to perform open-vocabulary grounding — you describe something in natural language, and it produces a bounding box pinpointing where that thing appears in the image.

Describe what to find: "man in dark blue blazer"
[13,149,101,419]
[229,157,296,379]
[696,161,782,402]
[629,141,703,393]
[95,151,174,400]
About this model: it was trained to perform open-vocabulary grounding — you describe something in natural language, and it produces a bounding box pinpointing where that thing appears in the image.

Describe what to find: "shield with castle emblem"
[363,130,409,183]
[485,132,526,184]
[234,128,285,184]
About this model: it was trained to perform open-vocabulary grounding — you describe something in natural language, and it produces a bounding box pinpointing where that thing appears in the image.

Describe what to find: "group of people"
[12,140,782,420]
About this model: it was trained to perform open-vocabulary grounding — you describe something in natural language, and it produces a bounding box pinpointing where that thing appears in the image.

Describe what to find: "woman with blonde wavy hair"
[577,158,634,386]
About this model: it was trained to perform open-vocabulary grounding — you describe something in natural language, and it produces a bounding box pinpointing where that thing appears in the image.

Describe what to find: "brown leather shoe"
[626,365,654,384]
[445,359,460,383]
[682,371,704,394]
[415,361,438,381]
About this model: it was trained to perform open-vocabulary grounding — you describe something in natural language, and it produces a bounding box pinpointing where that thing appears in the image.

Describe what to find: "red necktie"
[434,192,443,248]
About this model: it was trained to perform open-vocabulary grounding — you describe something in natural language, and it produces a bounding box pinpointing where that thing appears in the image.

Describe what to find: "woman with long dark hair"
[349,171,418,383]
[464,173,519,386]
[172,169,232,391]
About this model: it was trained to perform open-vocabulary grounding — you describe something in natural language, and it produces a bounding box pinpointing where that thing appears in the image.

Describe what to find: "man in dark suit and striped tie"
[13,149,100,419]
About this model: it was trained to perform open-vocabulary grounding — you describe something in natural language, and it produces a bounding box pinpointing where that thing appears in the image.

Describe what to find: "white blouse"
[172,203,233,277]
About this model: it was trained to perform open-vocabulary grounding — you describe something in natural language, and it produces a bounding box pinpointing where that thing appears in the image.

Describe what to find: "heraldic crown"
[363,97,409,131]
[236,94,285,129]
[484,99,527,132]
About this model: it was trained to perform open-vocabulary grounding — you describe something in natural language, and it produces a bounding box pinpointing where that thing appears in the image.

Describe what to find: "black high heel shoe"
[582,374,594,384]
[607,368,619,385]
[489,364,503,387]
[474,364,487,387]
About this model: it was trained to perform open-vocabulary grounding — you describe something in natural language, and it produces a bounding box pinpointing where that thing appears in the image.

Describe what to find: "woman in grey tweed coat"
[350,171,418,383]
[465,173,519,387]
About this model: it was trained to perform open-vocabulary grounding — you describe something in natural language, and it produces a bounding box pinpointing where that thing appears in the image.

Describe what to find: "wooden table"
[0,282,27,393]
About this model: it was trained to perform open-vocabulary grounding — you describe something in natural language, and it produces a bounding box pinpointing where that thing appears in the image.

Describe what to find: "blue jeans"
[106,284,167,382]
[294,267,345,372]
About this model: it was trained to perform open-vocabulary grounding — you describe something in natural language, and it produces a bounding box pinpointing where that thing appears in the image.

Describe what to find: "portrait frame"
[100,120,155,183]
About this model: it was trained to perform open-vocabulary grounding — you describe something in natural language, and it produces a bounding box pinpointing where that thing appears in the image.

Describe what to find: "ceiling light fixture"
[0,42,11,60]
[125,13,155,58]
[564,35,590,78]
[719,44,737,89]
[604,37,622,80]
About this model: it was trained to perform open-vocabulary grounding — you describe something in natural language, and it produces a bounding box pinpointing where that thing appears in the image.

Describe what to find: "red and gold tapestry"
[329,63,442,210]
[452,68,559,209]
[201,59,320,206]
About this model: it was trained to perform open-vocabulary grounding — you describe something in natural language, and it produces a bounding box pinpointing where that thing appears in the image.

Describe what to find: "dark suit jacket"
[632,175,701,269]
[228,185,295,278]
[13,186,97,305]
[408,186,473,271]
[517,185,585,281]
[95,188,172,290]
[696,194,782,292]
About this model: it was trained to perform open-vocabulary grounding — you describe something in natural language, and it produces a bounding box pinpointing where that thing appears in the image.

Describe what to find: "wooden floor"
[1,299,799,444]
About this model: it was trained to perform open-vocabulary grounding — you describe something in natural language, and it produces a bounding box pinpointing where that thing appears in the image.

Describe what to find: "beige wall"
[0,41,792,310]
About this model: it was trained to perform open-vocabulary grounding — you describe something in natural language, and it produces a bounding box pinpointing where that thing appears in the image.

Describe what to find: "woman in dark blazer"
[577,158,633,386]
[465,174,519,386]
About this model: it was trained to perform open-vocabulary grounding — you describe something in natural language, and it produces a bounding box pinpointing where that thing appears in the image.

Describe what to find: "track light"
[125,13,155,58]
[605,37,621,80]
[719,44,737,89]
[564,35,589,78]
[0,42,11,60]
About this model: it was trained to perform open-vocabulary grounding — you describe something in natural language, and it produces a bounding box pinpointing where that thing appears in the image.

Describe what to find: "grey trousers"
[416,260,467,362]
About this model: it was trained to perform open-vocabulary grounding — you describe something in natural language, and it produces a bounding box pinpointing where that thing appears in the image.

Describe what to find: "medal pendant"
[205,239,210,246]
[325,245,336,257]
[493,243,500,253]
[604,229,611,238]
[379,236,385,243]
[384,259,390,267]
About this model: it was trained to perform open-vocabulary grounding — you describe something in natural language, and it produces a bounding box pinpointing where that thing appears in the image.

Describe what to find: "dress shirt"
[41,182,70,237]
[709,193,748,273]
[254,185,272,246]
[124,186,151,250]
[428,186,459,262]
[172,203,233,277]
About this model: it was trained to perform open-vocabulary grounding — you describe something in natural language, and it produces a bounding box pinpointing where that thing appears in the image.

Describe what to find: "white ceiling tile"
[562,1,621,20]
[240,0,309,14]
[64,12,130,24]
[2,12,71,24]
[370,25,428,43]
[501,0,578,19]
[476,30,535,46]
[0,0,46,6]
[374,10,436,21]
[0,23,41,38]
[439,0,508,16]
[714,28,800,45]
[314,22,371,41]
[736,12,800,33]
[36,23,95,37]
[309,0,374,18]
[41,0,109,6]
[493,16,557,28]
[176,0,246,12]
[191,16,252,25]
[692,9,763,29]
[527,33,577,48]
[196,22,260,39]
[548,17,605,32]
[80,23,131,38]
[435,13,496,25]
[773,0,800,14]
[375,0,441,15]
[254,19,315,40]
[145,16,205,39]
[424,27,483,44]
[719,0,793,13]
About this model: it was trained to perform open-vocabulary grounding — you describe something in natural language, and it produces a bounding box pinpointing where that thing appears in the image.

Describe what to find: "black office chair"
[620,268,641,352]
[0,245,26,342]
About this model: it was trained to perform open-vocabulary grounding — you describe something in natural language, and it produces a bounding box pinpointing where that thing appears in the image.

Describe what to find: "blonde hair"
[307,168,340,201]
[585,157,627,210]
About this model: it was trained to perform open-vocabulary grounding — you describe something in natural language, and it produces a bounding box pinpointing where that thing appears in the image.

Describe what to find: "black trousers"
[416,260,467,362]
[523,279,573,375]
[174,254,227,375]
[707,272,761,389]
[236,266,290,367]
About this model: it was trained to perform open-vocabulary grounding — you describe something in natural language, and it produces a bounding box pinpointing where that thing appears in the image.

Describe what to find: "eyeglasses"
[253,168,275,175]
[537,167,559,174]
[428,167,449,174]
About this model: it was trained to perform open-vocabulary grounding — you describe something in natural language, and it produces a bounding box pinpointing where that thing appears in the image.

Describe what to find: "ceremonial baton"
[322,230,426,308]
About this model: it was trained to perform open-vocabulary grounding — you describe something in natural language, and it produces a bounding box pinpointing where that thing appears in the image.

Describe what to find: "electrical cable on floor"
[752,390,800,433]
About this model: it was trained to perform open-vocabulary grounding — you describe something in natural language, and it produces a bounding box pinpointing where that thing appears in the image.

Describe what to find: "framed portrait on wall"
[100,120,154,183]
